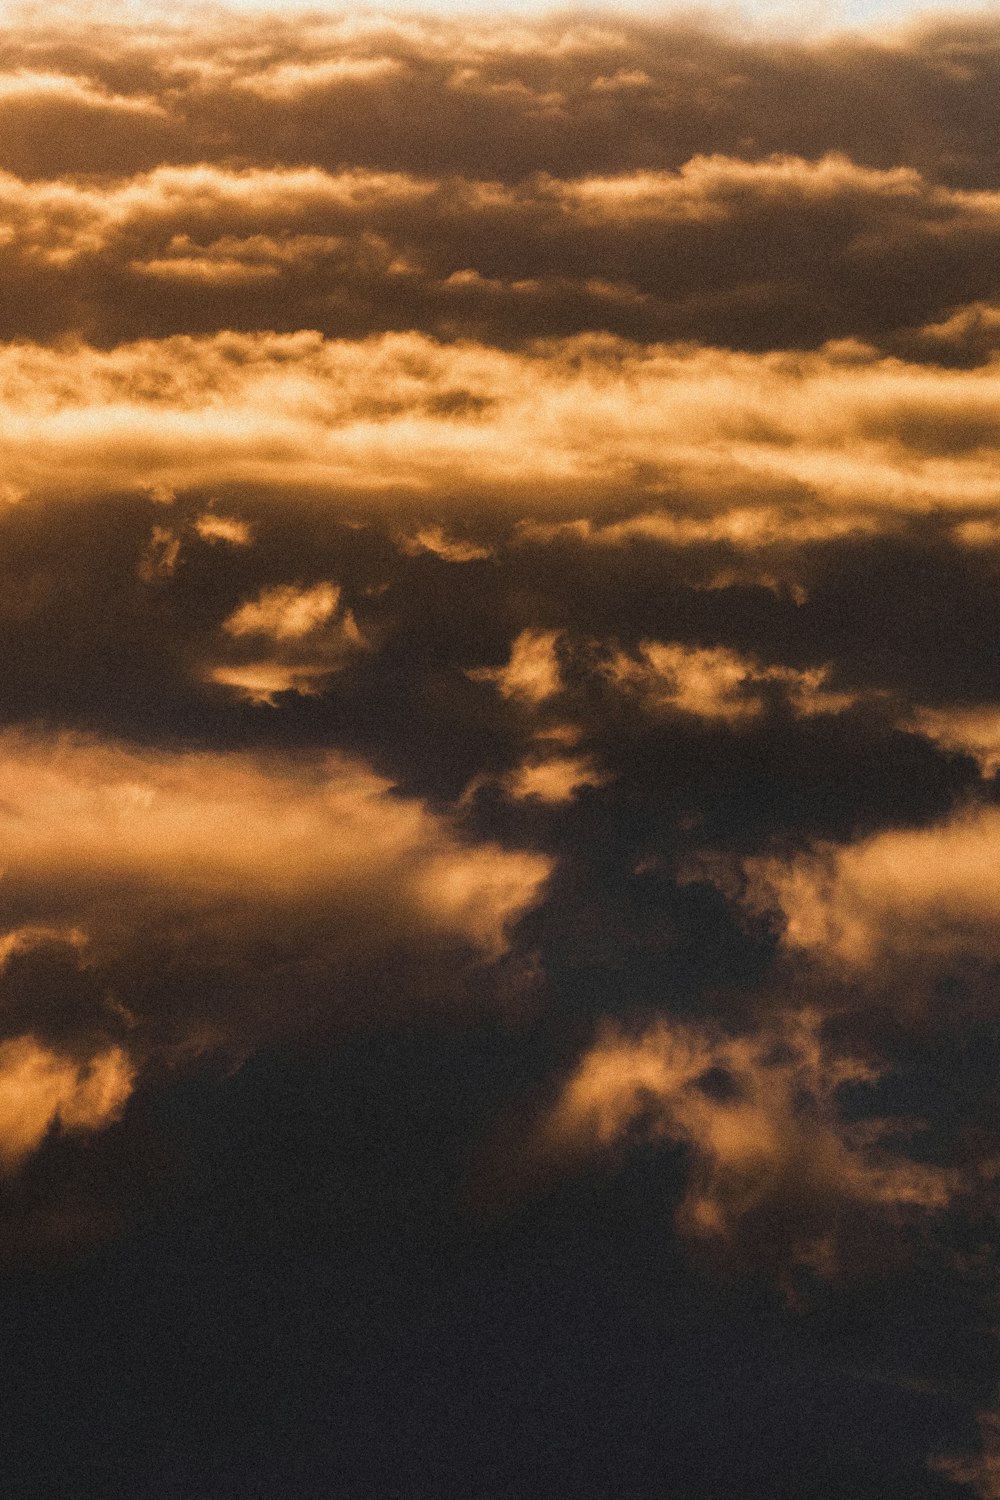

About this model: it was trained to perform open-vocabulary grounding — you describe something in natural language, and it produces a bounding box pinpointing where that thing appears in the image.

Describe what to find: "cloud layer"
[3,8,1000,1498]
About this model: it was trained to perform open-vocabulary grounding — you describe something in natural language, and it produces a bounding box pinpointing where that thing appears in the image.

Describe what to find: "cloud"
[740,802,1000,976]
[210,580,365,703]
[193,512,252,545]
[932,1402,1000,1499]
[137,524,181,581]
[607,641,857,722]
[202,661,336,707]
[0,5,999,1485]
[237,56,406,99]
[2,330,1000,515]
[400,525,492,561]
[542,1009,953,1271]
[0,728,552,1127]
[222,581,341,640]
[469,627,562,703]
[504,752,607,804]
[518,506,880,550]
[0,69,164,116]
[905,703,1000,776]
[0,1038,134,1172]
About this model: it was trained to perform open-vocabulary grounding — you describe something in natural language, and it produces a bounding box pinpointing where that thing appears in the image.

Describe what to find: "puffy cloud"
[740,802,1000,975]
[222,581,340,640]
[0,5,999,1486]
[543,1010,953,1269]
[400,525,492,562]
[0,1038,134,1172]
[193,512,252,545]
[0,727,550,952]
[137,524,181,581]
[518,506,880,551]
[608,641,857,722]
[1,330,1000,514]
[504,753,606,804]
[237,56,407,99]
[0,70,162,114]
[0,729,552,1102]
[905,704,1000,776]
[211,580,364,703]
[469,627,562,704]
[202,660,336,707]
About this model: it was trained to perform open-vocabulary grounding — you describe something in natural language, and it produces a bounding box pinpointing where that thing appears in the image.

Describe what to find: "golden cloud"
[0,331,998,514]
[1,328,1000,516]
[209,579,365,703]
[0,729,552,1117]
[504,753,607,805]
[222,581,341,640]
[0,728,549,950]
[469,628,562,704]
[741,802,1000,974]
[193,512,252,545]
[400,525,492,562]
[905,703,1000,776]
[608,641,857,722]
[543,1010,952,1268]
[0,1038,134,1172]
[0,69,164,115]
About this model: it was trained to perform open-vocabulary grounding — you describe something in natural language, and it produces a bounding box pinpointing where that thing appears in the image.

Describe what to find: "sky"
[2,3,1000,1497]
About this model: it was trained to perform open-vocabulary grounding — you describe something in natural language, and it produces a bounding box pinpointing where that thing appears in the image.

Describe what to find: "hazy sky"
[7,0,997,30]
[1,5,1000,1499]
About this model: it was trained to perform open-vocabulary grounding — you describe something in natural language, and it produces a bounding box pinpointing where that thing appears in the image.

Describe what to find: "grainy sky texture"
[3,5,1000,1497]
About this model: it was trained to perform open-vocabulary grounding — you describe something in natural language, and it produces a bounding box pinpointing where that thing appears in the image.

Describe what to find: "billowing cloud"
[0,1037,134,1172]
[210,579,365,703]
[193,511,252,545]
[504,752,607,804]
[470,627,562,704]
[0,728,552,1124]
[400,525,492,562]
[905,704,1000,776]
[222,581,341,640]
[1,331,1000,515]
[542,1010,953,1271]
[2,7,1000,1490]
[739,802,1000,976]
[607,641,857,722]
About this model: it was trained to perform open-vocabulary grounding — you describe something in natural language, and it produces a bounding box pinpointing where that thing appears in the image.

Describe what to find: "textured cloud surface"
[3,7,1000,1500]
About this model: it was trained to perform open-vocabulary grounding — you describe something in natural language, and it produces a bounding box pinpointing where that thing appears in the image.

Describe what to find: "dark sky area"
[1,7,1000,1497]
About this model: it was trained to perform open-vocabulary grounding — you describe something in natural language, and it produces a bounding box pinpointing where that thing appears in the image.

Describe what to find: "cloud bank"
[2,8,1000,1498]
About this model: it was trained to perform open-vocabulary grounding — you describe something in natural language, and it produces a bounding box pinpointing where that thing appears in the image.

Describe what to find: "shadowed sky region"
[3,6,1000,1498]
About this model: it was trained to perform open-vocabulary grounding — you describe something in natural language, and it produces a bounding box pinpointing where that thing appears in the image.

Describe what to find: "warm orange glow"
[742,804,1000,972]
[469,628,562,704]
[0,1038,134,1171]
[0,331,995,514]
[545,1012,952,1263]
[608,642,857,722]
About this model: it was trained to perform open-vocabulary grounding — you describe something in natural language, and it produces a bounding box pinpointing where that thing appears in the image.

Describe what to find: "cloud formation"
[3,8,1000,1495]
[741,802,1000,977]
[542,1009,953,1272]
[0,729,551,1090]
[2,330,1000,518]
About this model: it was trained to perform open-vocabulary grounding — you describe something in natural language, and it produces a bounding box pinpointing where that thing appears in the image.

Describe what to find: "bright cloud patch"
[741,803,1000,974]
[544,1011,952,1269]
[0,1038,134,1171]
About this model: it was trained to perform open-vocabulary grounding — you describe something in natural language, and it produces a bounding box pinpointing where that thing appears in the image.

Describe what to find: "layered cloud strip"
[4,7,1000,1496]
